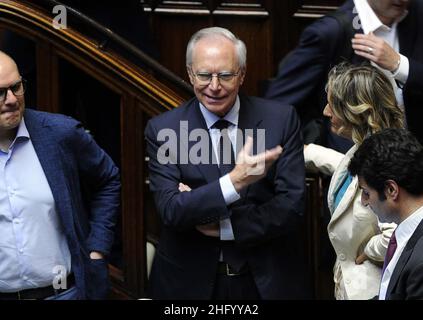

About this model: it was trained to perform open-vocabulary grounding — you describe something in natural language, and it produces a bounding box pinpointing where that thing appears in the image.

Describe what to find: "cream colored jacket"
[304,144,396,300]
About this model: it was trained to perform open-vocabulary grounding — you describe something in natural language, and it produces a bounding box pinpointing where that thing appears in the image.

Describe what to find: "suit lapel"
[185,100,220,183]
[24,110,72,225]
[398,5,417,57]
[386,219,423,298]
[327,145,358,224]
[185,97,262,194]
[236,96,263,199]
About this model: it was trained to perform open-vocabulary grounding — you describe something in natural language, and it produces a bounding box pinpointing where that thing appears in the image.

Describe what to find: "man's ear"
[187,67,195,86]
[239,67,246,86]
[385,180,399,200]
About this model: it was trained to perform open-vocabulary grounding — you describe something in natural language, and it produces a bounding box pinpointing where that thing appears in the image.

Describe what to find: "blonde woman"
[305,63,404,300]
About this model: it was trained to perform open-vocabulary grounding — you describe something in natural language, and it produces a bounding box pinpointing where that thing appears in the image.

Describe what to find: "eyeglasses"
[190,68,241,86]
[0,79,26,103]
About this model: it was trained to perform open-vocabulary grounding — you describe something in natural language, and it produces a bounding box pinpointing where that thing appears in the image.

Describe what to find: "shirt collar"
[354,0,408,34]
[395,205,423,248]
[8,117,30,150]
[16,117,30,139]
[199,95,240,129]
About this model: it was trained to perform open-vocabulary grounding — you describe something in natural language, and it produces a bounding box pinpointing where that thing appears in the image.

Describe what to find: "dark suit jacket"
[145,95,310,299]
[385,219,423,300]
[24,109,120,299]
[265,0,423,146]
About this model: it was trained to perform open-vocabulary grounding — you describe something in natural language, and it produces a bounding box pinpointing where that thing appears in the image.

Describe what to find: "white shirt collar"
[395,205,423,249]
[199,95,240,130]
[353,0,408,34]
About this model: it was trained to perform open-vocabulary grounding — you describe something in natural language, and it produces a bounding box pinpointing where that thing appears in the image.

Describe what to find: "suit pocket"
[85,258,110,300]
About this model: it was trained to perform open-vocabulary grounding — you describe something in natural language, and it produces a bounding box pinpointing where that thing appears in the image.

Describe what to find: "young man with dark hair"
[349,128,423,300]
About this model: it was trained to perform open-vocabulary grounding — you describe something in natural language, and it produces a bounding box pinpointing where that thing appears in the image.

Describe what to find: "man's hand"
[178,183,220,237]
[90,251,105,260]
[230,136,283,193]
[355,252,369,265]
[352,32,401,72]
[178,182,192,192]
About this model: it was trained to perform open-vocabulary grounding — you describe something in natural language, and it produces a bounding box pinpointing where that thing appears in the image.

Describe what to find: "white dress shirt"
[354,0,409,110]
[0,118,71,292]
[199,96,241,240]
[379,206,423,300]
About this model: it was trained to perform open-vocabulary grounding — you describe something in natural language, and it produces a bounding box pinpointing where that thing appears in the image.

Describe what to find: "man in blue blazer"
[0,51,120,299]
[145,27,310,299]
[265,0,423,150]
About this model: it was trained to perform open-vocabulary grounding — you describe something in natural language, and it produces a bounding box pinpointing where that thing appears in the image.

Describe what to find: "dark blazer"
[24,109,120,299]
[145,95,310,299]
[385,219,423,300]
[265,0,423,145]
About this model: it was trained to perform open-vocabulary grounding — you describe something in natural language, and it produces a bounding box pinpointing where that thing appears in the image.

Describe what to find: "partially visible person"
[349,128,423,300]
[304,63,403,299]
[0,51,120,300]
[265,0,423,150]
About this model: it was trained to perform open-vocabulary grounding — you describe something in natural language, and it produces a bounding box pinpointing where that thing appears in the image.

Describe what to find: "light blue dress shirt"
[0,118,71,292]
[199,96,241,240]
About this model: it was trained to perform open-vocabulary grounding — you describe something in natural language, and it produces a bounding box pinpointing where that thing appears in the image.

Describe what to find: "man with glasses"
[0,51,120,299]
[145,27,310,299]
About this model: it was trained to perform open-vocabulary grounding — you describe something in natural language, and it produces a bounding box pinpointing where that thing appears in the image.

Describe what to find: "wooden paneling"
[145,0,345,95]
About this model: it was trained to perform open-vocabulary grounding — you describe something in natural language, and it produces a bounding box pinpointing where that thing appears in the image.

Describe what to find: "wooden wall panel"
[144,0,345,96]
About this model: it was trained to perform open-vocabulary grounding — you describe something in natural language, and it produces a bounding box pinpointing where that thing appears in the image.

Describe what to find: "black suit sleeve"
[264,17,341,112]
[230,106,306,246]
[405,58,423,95]
[145,119,230,230]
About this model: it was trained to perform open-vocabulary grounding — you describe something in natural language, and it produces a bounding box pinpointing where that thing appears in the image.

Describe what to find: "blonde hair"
[326,63,404,144]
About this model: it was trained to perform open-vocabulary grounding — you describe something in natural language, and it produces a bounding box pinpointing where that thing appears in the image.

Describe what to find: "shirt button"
[345,279,351,284]
[22,276,28,281]
[339,254,346,261]
[329,232,336,239]
[19,249,24,254]
[13,219,19,224]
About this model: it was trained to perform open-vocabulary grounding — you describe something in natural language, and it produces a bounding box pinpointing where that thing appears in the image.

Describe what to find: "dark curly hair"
[348,129,423,199]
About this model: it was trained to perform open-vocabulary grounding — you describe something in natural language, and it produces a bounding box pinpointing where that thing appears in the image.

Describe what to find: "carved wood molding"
[143,0,211,15]
[293,5,338,19]
[141,0,269,17]
[213,2,269,17]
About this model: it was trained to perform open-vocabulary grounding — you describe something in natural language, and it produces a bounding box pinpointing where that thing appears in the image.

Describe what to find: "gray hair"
[186,27,247,69]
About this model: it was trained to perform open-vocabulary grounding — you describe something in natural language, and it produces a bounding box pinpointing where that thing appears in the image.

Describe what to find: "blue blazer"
[145,95,310,299]
[265,0,423,145]
[24,109,120,299]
